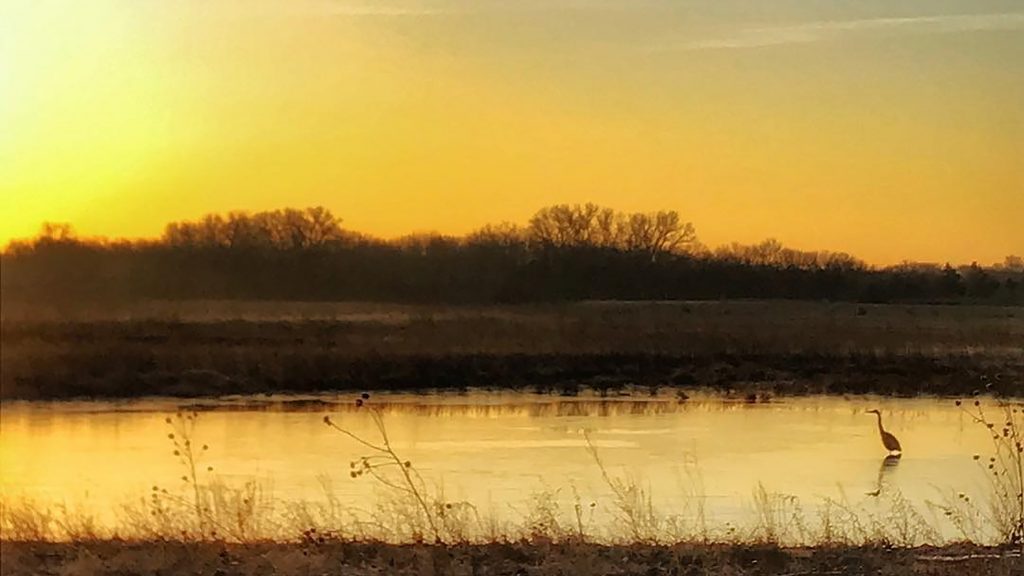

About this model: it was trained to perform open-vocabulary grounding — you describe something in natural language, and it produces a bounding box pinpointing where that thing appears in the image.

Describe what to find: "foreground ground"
[2,541,1021,576]
[2,300,1021,399]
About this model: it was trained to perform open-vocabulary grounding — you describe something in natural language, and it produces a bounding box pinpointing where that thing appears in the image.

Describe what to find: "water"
[0,391,1011,542]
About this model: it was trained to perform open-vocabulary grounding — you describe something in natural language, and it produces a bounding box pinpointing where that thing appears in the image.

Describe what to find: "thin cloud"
[232,0,452,18]
[320,2,449,17]
[663,12,1024,51]
[280,0,653,18]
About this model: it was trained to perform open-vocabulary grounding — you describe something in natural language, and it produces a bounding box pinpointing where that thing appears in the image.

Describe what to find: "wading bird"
[866,409,902,455]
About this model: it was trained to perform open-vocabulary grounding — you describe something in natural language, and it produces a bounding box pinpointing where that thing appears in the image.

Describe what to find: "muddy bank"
[2,349,1021,400]
[2,541,1020,576]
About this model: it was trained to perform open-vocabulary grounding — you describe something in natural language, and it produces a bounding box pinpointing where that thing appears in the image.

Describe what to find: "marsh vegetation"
[3,394,1022,545]
[3,392,1023,575]
[2,300,1021,399]
[2,296,1021,575]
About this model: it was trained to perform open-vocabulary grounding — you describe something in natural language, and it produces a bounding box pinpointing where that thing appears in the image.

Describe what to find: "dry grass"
[930,398,1024,552]
[3,301,1022,399]
[2,302,1023,573]
[0,399,991,549]
[9,394,1015,550]
[4,299,1021,355]
[2,406,1024,576]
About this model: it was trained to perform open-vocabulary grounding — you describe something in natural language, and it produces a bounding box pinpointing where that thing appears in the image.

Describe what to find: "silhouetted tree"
[2,205,1020,305]
[618,211,697,261]
[963,262,1000,299]
[1003,255,1024,272]
[529,203,620,249]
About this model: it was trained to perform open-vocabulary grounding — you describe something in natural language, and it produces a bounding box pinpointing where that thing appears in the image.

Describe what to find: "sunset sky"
[1,0,1021,265]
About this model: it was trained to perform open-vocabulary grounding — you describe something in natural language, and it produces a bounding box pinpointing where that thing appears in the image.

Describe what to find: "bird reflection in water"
[866,454,902,497]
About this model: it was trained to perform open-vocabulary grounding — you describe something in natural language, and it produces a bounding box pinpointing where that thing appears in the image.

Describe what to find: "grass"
[5,395,1018,548]
[2,300,1022,399]
[4,396,1024,574]
[323,395,446,543]
[584,430,674,543]
[1,299,1022,573]
[930,398,1024,552]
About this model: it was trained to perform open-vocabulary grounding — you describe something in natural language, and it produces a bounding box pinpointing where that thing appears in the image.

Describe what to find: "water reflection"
[174,397,702,418]
[866,454,901,497]
[0,391,1004,541]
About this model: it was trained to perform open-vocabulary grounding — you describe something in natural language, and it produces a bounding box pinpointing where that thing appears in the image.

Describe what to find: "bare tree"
[162,207,343,250]
[304,206,344,248]
[395,233,459,256]
[223,212,270,248]
[529,204,579,248]
[163,222,196,247]
[821,251,864,271]
[466,222,528,248]
[528,203,621,249]
[270,207,344,249]
[197,214,228,247]
[593,207,622,248]
[39,222,77,243]
[749,238,784,266]
[618,211,696,261]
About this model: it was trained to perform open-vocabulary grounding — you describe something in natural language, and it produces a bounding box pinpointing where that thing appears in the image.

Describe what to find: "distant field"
[2,300,1021,399]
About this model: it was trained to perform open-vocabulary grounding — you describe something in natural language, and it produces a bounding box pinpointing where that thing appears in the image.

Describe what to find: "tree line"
[2,205,1021,304]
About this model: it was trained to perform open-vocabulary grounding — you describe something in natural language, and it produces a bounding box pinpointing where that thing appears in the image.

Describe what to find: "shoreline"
[2,541,1021,576]
[2,350,1022,400]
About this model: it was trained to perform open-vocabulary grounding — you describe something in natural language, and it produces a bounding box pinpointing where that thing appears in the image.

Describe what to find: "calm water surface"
[0,391,1006,541]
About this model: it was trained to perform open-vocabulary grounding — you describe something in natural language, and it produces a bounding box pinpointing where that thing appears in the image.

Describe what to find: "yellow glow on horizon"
[1,1,1021,266]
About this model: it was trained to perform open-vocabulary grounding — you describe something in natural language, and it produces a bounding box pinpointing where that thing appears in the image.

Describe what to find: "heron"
[866,409,902,455]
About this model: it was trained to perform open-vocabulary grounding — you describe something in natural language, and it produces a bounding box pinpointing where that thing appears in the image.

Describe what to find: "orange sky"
[1,1,1022,265]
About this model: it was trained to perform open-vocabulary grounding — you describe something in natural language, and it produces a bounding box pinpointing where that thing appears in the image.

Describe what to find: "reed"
[931,398,1024,552]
